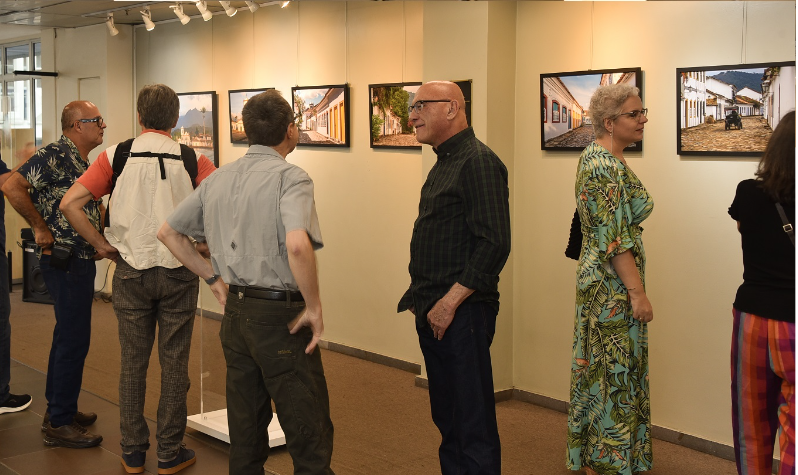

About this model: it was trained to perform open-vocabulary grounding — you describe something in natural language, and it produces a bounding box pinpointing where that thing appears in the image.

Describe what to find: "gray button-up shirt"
[167,145,323,290]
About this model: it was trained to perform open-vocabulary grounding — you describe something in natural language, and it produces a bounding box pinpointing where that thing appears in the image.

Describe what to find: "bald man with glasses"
[2,100,107,449]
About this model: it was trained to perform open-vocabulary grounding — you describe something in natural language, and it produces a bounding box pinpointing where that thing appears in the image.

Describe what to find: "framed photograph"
[292,84,350,147]
[677,61,795,156]
[228,88,273,144]
[454,79,473,128]
[174,91,219,166]
[369,82,421,149]
[540,67,643,152]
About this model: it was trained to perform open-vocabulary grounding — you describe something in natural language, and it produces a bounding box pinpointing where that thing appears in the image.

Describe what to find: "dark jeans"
[113,260,199,459]
[221,293,334,475]
[416,301,501,475]
[0,252,10,403]
[40,255,96,427]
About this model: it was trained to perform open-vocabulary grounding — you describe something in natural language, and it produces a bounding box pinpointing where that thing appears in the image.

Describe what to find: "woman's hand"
[628,288,653,323]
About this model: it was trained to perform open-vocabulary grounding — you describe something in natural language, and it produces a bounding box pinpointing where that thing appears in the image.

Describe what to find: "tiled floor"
[0,359,233,475]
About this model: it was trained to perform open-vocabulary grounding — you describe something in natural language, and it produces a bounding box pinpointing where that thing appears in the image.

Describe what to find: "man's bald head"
[409,81,468,148]
[61,101,96,132]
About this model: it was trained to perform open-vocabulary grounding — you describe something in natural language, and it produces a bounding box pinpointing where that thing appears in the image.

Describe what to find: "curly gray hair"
[589,83,640,138]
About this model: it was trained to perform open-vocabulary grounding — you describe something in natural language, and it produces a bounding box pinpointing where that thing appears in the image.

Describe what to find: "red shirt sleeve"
[77,150,113,198]
[195,154,216,185]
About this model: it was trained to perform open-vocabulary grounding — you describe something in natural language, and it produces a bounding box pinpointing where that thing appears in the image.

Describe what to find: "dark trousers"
[221,293,334,475]
[40,255,96,427]
[113,260,199,459]
[417,301,501,475]
[0,252,11,403]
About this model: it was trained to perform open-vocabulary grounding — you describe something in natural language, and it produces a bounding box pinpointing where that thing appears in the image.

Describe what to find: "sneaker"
[157,446,195,474]
[43,421,103,448]
[121,450,146,474]
[0,393,32,414]
[41,410,98,431]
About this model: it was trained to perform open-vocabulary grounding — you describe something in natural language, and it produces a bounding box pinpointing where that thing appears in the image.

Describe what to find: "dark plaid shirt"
[398,127,511,319]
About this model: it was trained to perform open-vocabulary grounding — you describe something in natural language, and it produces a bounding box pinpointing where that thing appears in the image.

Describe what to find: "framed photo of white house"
[540,67,643,152]
[292,84,350,147]
[369,82,421,149]
[228,88,273,144]
[676,61,795,156]
[174,91,219,166]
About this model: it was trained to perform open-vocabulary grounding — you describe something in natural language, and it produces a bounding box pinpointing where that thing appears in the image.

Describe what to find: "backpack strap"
[776,203,795,246]
[179,144,198,189]
[106,138,135,227]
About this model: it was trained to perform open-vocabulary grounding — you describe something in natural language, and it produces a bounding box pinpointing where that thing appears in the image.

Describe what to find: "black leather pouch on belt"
[49,244,73,271]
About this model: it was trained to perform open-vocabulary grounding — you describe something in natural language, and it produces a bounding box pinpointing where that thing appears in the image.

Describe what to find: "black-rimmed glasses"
[408,99,452,115]
[615,109,648,120]
[77,117,104,127]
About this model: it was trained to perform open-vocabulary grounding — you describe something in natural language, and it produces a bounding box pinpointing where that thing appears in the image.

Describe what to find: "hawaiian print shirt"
[17,135,102,259]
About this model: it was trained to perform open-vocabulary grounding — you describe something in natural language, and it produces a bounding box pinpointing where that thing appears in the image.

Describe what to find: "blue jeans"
[0,252,11,403]
[40,255,95,427]
[417,301,501,475]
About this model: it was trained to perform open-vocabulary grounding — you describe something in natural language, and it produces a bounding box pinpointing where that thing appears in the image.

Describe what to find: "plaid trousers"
[113,259,199,460]
[731,308,795,475]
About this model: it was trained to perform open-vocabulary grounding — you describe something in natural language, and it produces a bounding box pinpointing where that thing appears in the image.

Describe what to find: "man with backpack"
[60,84,215,474]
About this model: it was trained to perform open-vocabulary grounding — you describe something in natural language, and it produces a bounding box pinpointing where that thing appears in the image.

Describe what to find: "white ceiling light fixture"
[170,3,191,24]
[141,7,155,31]
[195,1,213,21]
[245,1,259,13]
[282,1,290,8]
[106,13,119,36]
[220,1,237,17]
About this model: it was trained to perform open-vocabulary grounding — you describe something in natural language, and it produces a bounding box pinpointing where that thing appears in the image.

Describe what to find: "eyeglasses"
[615,109,648,120]
[77,117,104,127]
[408,99,452,115]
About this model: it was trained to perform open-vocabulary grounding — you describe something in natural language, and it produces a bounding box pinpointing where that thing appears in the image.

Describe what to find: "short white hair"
[589,83,640,138]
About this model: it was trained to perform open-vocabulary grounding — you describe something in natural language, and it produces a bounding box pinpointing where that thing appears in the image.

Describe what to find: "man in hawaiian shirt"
[2,101,108,449]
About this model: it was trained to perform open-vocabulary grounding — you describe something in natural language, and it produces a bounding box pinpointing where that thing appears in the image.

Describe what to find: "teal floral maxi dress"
[566,142,654,474]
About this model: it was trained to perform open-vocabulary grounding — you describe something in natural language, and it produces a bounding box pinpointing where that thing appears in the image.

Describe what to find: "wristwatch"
[205,274,221,285]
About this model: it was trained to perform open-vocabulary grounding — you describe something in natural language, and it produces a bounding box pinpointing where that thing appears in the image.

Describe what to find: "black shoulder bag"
[776,203,795,246]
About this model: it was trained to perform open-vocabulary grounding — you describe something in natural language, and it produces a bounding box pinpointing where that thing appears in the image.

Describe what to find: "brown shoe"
[43,421,103,448]
[41,411,98,431]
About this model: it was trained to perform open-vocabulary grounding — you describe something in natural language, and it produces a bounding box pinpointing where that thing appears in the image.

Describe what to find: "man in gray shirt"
[158,90,334,475]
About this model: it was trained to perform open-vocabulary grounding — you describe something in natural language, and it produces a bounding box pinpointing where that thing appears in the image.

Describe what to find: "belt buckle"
[238,291,244,299]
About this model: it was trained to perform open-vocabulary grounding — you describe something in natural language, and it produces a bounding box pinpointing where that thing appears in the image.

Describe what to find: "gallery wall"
[6,0,795,453]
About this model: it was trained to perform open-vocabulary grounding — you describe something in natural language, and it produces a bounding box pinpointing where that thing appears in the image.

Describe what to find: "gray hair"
[589,83,640,138]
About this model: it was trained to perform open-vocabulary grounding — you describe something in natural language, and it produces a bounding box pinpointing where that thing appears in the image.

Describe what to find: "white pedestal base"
[187,409,286,447]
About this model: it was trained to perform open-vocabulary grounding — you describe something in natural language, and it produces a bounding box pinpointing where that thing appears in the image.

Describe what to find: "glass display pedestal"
[187,409,286,446]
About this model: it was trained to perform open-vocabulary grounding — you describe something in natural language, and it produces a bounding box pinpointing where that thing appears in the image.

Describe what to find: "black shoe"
[158,446,195,474]
[121,450,146,474]
[0,393,32,414]
[43,421,103,448]
[41,411,98,431]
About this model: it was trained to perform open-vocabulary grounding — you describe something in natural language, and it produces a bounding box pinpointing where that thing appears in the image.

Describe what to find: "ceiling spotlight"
[245,1,259,13]
[195,1,213,21]
[106,13,119,36]
[141,7,155,31]
[220,1,237,17]
[171,3,191,24]
[281,1,290,7]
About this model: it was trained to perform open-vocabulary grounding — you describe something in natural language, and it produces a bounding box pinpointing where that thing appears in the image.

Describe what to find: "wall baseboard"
[319,340,421,375]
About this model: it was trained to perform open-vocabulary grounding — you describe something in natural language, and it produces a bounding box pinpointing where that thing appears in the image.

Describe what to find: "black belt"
[228,285,304,302]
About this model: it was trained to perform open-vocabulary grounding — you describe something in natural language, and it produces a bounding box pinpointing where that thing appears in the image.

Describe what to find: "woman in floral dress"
[567,83,654,475]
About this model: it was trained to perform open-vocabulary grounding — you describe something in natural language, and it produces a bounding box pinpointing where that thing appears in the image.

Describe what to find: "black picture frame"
[228,88,274,144]
[292,84,350,147]
[174,91,219,166]
[369,82,422,149]
[676,61,795,157]
[540,67,643,152]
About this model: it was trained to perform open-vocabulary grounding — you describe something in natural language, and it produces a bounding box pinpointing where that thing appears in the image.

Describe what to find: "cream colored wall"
[513,1,795,447]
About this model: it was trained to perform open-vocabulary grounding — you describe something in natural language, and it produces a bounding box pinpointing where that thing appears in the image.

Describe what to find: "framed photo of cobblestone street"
[228,88,273,145]
[677,61,795,156]
[370,82,422,149]
[292,84,350,147]
[175,91,219,166]
[541,67,642,152]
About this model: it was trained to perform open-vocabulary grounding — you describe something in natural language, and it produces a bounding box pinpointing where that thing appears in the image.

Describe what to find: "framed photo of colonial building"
[369,82,422,149]
[676,61,795,156]
[174,91,219,166]
[228,88,273,144]
[540,67,643,152]
[292,84,350,147]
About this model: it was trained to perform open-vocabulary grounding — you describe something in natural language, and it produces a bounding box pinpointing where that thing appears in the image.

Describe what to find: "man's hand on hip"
[427,299,456,340]
[289,307,324,355]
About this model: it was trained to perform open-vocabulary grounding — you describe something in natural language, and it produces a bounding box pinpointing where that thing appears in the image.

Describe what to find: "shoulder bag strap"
[775,203,795,246]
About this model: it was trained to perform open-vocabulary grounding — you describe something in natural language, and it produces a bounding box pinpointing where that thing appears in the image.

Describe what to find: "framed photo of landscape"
[676,61,795,156]
[369,82,421,149]
[174,91,218,166]
[540,67,643,152]
[292,84,350,147]
[228,88,273,144]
